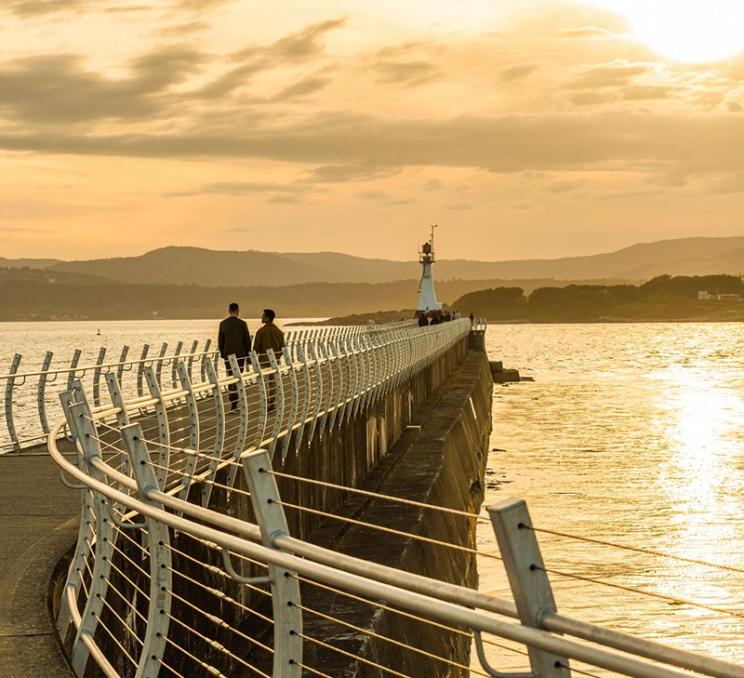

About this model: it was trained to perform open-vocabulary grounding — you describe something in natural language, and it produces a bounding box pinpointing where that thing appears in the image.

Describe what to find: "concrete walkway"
[0,452,78,677]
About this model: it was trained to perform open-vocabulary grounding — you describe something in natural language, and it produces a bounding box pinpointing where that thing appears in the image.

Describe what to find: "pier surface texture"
[0,322,492,677]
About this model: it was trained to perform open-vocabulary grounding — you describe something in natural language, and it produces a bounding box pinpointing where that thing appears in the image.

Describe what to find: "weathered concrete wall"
[294,348,493,677]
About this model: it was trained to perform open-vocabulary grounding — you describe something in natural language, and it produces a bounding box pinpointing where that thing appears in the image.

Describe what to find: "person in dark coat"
[417,314,429,327]
[218,302,251,412]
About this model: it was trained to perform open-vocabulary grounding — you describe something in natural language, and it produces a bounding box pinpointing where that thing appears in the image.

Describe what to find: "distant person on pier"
[469,312,474,325]
[253,308,286,367]
[430,312,441,325]
[418,314,429,327]
[218,302,251,412]
[254,309,286,412]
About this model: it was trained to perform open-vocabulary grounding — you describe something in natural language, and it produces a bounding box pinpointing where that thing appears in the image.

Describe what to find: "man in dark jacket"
[218,302,251,412]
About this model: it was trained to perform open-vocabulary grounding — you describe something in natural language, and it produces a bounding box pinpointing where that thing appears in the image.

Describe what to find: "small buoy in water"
[96,329,101,336]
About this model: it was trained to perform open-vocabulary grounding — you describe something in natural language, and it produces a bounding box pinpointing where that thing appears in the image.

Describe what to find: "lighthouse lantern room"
[415,225,443,317]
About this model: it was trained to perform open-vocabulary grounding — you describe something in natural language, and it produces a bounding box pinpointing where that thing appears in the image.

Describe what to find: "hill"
[3,236,744,287]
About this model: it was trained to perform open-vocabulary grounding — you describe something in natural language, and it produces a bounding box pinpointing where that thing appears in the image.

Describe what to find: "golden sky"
[3,0,744,261]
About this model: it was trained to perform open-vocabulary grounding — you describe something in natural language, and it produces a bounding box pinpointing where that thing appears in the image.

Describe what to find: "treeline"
[453,275,744,322]
[0,268,638,321]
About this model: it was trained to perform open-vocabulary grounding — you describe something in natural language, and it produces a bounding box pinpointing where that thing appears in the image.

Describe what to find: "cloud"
[4,0,87,16]
[358,190,386,200]
[422,178,443,191]
[447,201,472,210]
[499,63,539,83]
[165,181,308,197]
[175,0,233,10]
[511,201,536,210]
[5,110,744,187]
[728,101,744,112]
[155,21,210,37]
[569,61,651,88]
[544,180,579,193]
[269,77,330,101]
[555,26,618,40]
[232,18,346,62]
[622,85,673,101]
[304,163,398,183]
[372,60,439,85]
[357,190,413,205]
[0,46,205,123]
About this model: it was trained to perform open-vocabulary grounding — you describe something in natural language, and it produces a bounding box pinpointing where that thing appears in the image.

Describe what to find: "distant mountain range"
[4,236,744,286]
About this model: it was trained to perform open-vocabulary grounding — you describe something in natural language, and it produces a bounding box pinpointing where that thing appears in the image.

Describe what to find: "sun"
[583,0,744,63]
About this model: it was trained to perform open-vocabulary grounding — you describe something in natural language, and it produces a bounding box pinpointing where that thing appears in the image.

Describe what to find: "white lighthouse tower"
[416,224,443,317]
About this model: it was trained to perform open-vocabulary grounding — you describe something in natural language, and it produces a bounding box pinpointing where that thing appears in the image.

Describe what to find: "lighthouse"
[416,225,443,317]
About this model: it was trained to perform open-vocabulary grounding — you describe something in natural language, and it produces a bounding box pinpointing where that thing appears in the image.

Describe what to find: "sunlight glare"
[583,0,744,62]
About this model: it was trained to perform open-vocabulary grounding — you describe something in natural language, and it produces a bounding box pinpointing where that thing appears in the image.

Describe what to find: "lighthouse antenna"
[430,223,437,250]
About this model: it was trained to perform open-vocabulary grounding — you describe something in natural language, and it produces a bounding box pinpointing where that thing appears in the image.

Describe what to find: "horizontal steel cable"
[163,632,228,677]
[156,656,187,678]
[296,599,489,677]
[80,556,139,667]
[295,660,333,678]
[274,498,501,561]
[298,631,412,678]
[168,585,275,656]
[527,525,744,576]
[265,468,479,518]
[292,574,471,638]
[167,612,270,678]
[536,565,744,619]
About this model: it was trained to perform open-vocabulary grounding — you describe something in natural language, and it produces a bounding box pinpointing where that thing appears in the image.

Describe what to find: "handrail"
[47,424,744,678]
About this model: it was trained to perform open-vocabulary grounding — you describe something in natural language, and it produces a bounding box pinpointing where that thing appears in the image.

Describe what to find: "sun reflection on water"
[479,323,744,670]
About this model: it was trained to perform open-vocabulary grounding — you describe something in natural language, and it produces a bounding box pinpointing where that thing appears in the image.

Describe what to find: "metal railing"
[1,321,413,453]
[46,318,744,678]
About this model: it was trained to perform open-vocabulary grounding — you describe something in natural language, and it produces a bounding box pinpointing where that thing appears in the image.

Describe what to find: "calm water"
[478,323,744,672]
[3,320,743,670]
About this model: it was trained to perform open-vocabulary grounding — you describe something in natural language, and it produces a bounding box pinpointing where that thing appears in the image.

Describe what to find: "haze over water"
[480,323,744,672]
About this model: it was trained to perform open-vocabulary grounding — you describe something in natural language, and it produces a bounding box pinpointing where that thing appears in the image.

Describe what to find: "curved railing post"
[4,353,22,452]
[316,343,332,437]
[154,342,168,387]
[143,366,170,489]
[171,340,184,389]
[241,450,302,676]
[66,398,117,678]
[249,352,269,451]
[92,347,106,408]
[294,345,311,450]
[175,361,200,503]
[55,387,96,642]
[104,372,130,479]
[115,345,129,386]
[136,344,149,397]
[121,423,173,678]
[37,350,54,436]
[186,339,199,381]
[66,348,82,393]
[306,344,322,445]
[265,350,285,460]
[203,357,226,503]
[281,346,299,462]
[200,338,212,383]
[226,353,250,487]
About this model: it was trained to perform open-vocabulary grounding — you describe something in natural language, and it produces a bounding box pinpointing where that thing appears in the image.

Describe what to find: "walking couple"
[217,303,285,412]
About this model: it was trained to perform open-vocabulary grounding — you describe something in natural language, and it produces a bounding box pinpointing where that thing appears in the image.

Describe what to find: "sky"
[2,0,744,261]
